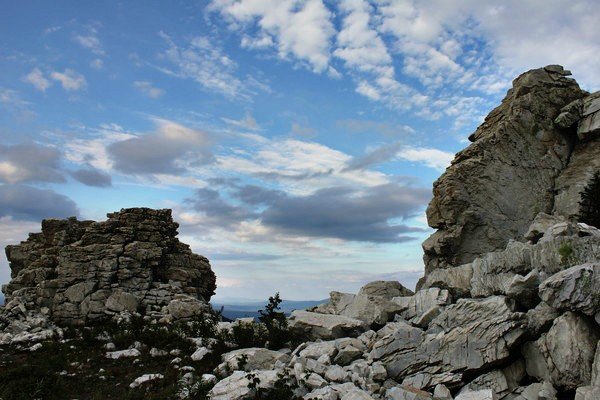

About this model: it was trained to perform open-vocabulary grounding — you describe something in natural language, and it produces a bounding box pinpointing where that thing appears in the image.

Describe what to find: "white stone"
[105,348,141,359]
[129,373,164,389]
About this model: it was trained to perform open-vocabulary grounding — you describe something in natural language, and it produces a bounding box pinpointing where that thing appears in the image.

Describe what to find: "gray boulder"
[289,311,368,340]
[522,312,599,390]
[371,297,527,390]
[216,347,290,375]
[385,385,433,399]
[208,370,279,400]
[538,263,600,315]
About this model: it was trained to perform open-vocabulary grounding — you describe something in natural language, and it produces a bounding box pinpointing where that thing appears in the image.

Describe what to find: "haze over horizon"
[1,0,599,301]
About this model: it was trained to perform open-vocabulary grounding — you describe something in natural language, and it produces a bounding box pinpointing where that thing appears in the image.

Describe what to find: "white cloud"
[50,69,87,91]
[23,68,52,91]
[158,32,253,99]
[90,59,104,70]
[216,135,389,194]
[73,33,105,55]
[210,0,335,73]
[221,111,259,130]
[396,146,454,172]
[133,81,165,98]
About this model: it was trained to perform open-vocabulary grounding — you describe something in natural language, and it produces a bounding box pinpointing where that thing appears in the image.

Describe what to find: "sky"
[0,0,598,302]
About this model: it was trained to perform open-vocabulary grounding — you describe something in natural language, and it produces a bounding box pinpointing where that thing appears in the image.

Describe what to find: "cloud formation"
[0,184,78,221]
[50,69,87,91]
[133,81,165,98]
[158,33,253,99]
[0,143,65,184]
[189,181,430,243]
[211,0,335,73]
[70,167,112,187]
[108,119,213,175]
[24,68,52,92]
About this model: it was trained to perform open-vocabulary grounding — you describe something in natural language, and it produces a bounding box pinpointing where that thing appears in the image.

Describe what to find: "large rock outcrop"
[1,208,216,325]
[423,66,586,273]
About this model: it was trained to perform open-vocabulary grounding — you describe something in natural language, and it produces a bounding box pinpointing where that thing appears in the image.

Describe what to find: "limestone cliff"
[422,65,598,276]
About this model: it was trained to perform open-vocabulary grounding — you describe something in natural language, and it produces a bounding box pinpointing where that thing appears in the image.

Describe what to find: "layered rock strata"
[1,207,216,325]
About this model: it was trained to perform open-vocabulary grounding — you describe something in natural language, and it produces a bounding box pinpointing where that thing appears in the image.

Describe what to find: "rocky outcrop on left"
[1,208,216,334]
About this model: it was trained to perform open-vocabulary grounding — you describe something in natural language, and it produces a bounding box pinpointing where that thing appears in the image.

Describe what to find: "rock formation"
[422,65,588,273]
[1,208,216,327]
[1,65,599,400]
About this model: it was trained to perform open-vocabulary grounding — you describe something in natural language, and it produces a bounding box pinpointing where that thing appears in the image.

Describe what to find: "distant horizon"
[1,1,598,300]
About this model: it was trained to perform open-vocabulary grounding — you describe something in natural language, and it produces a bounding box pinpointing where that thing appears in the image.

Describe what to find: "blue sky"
[1,0,598,301]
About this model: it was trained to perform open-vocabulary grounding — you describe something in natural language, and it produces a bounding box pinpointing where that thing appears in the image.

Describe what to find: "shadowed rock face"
[2,207,216,325]
[423,65,587,274]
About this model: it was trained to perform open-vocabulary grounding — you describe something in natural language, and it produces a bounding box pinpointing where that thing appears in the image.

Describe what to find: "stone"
[304,386,339,400]
[522,312,599,390]
[358,281,414,299]
[326,365,349,382]
[216,347,290,374]
[412,305,442,328]
[191,346,209,361]
[526,302,559,336]
[418,264,473,298]
[371,297,526,390]
[524,213,567,243]
[208,370,279,400]
[129,373,163,389]
[574,342,600,400]
[105,348,141,359]
[397,288,452,320]
[454,390,497,400]
[506,270,542,309]
[1,208,216,326]
[386,385,433,399]
[553,139,600,219]
[340,388,376,400]
[458,360,525,399]
[538,263,600,315]
[312,282,413,326]
[433,384,452,399]
[423,65,585,273]
[167,295,206,319]
[105,290,138,313]
[289,311,368,340]
[306,373,329,389]
[577,91,600,141]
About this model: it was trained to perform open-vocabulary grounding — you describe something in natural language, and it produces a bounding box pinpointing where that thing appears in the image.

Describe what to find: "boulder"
[396,288,452,320]
[216,347,290,374]
[522,312,599,390]
[574,342,600,400]
[385,385,433,399]
[289,311,368,340]
[577,91,600,141]
[538,263,600,315]
[524,213,568,243]
[105,290,139,313]
[371,297,527,390]
[457,360,525,399]
[525,302,559,336]
[208,370,279,400]
[358,281,414,299]
[455,390,497,400]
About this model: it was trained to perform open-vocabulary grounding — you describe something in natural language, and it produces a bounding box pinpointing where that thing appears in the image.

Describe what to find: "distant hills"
[211,299,326,320]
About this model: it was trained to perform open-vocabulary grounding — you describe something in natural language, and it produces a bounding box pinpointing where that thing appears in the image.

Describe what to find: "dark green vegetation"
[0,294,302,400]
[579,171,600,228]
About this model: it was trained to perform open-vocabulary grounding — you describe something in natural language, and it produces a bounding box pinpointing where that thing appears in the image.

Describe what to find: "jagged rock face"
[2,208,216,325]
[423,65,586,273]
